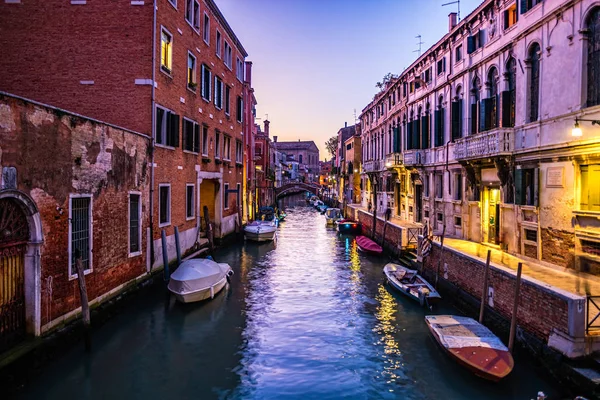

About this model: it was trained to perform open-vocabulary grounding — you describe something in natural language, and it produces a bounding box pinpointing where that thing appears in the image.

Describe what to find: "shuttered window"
[451,100,462,140]
[528,43,541,122]
[587,8,600,107]
[129,194,140,254]
[581,165,600,211]
[434,109,444,147]
[515,168,538,206]
[155,106,179,147]
[421,114,430,149]
[183,118,200,153]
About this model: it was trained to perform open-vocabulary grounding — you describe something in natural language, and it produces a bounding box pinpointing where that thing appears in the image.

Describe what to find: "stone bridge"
[275,182,319,199]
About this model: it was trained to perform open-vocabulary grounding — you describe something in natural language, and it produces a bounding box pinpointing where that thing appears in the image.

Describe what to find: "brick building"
[274,141,320,182]
[0,93,151,351]
[0,0,252,270]
[254,121,274,211]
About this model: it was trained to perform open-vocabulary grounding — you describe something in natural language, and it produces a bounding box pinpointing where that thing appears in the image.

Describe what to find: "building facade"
[274,141,320,182]
[343,135,362,204]
[360,0,600,273]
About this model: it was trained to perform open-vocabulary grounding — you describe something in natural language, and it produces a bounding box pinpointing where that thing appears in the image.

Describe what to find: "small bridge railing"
[587,295,600,334]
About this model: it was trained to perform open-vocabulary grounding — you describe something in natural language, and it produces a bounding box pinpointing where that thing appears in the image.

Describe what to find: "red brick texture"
[0,94,151,328]
[423,244,571,341]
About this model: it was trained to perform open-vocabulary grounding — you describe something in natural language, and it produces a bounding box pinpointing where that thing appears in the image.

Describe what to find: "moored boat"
[336,219,362,234]
[244,220,278,242]
[425,315,514,382]
[168,258,233,303]
[383,263,441,306]
[325,208,343,226]
[356,235,383,255]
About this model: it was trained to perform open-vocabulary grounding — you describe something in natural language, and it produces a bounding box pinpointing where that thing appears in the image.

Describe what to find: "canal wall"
[346,207,415,255]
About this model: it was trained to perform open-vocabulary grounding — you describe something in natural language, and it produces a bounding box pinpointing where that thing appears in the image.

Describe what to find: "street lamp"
[572,117,600,137]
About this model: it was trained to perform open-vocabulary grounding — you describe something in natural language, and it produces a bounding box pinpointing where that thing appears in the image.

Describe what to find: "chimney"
[345,121,347,128]
[273,135,278,143]
[264,120,270,137]
[245,61,253,84]
[449,12,457,32]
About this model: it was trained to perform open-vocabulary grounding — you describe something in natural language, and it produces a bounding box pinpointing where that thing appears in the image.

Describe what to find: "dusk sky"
[216,0,483,160]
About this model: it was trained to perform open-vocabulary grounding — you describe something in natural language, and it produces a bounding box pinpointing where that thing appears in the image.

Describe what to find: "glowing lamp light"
[572,120,582,137]
[354,169,358,173]
[385,162,392,167]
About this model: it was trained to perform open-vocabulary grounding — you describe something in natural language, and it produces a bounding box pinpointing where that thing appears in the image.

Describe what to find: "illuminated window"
[503,3,517,30]
[161,29,172,73]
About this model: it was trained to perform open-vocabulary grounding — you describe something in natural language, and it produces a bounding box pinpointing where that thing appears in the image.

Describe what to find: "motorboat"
[168,258,233,303]
[336,219,362,234]
[425,315,514,382]
[325,208,343,226]
[317,204,328,214]
[383,263,441,306]
[244,219,278,242]
[356,235,383,255]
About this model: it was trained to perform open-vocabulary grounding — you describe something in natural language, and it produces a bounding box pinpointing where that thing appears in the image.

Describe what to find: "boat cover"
[168,259,227,294]
[426,315,508,351]
[325,208,341,219]
[356,236,383,253]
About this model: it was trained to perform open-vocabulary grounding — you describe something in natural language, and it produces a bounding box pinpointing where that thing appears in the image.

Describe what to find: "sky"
[215,0,483,160]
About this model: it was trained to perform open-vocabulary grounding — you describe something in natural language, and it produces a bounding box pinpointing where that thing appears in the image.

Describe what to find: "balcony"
[453,128,514,161]
[384,153,403,169]
[363,159,384,173]
[403,149,429,166]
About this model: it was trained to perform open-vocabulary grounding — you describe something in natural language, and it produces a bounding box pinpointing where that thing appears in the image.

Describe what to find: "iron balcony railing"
[403,149,429,166]
[453,128,514,160]
[363,160,384,173]
[384,153,403,168]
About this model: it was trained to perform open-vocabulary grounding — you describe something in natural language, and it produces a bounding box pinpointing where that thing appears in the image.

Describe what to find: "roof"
[275,141,319,153]
[337,125,356,144]
[206,0,248,57]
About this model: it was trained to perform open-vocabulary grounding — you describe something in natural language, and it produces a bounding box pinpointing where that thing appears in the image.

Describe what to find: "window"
[503,58,517,127]
[129,193,141,255]
[515,167,538,206]
[223,135,231,160]
[299,154,303,164]
[161,29,173,73]
[467,30,485,54]
[237,183,241,210]
[504,3,517,30]
[480,67,499,132]
[236,96,243,123]
[214,76,223,109]
[587,8,600,107]
[437,58,446,75]
[225,86,231,115]
[159,185,171,226]
[235,140,243,163]
[236,58,244,82]
[224,41,232,69]
[187,52,196,90]
[454,216,462,227]
[168,0,176,7]
[437,213,443,222]
[455,44,463,62]
[582,240,600,257]
[185,0,200,30]
[215,131,220,158]
[216,30,222,58]
[528,43,540,122]
[581,165,600,211]
[186,184,195,220]
[435,173,443,199]
[202,125,209,156]
[155,106,179,147]
[434,96,444,147]
[520,0,543,14]
[183,118,200,153]
[470,76,480,135]
[201,64,211,100]
[424,175,430,197]
[69,195,92,277]
[524,229,538,242]
[454,173,462,201]
[451,87,463,140]
[203,12,210,44]
[224,183,230,210]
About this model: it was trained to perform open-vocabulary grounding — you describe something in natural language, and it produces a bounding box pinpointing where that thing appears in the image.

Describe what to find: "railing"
[407,227,422,248]
[587,295,600,334]
[384,153,403,168]
[363,159,384,173]
[403,150,429,166]
[453,128,514,160]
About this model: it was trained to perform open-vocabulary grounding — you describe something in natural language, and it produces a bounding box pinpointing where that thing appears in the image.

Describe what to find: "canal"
[18,194,564,399]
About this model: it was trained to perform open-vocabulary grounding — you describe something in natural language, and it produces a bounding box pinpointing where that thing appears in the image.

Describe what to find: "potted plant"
[188,82,198,91]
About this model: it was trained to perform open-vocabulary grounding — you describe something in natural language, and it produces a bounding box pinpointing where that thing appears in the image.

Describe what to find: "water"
[18,193,564,399]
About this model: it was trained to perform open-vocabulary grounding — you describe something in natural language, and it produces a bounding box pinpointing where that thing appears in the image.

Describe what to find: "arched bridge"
[275,182,319,199]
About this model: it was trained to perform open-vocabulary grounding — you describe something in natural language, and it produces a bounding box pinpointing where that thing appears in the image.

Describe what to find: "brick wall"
[422,243,571,341]
[356,210,402,254]
[0,94,151,328]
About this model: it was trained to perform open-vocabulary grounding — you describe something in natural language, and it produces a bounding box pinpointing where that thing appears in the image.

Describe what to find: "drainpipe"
[149,0,157,272]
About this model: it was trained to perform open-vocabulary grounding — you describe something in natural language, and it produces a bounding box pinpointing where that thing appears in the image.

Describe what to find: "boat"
[168,258,233,303]
[336,219,362,234]
[244,219,278,242]
[325,208,343,226]
[356,235,383,255]
[425,315,514,382]
[317,204,328,213]
[383,263,441,306]
[277,210,287,222]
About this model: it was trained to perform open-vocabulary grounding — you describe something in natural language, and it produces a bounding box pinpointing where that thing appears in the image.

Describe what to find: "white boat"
[325,208,342,226]
[168,258,233,303]
[383,263,441,306]
[244,220,278,242]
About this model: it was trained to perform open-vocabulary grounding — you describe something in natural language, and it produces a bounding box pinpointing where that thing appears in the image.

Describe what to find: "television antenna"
[442,0,461,22]
[413,35,424,57]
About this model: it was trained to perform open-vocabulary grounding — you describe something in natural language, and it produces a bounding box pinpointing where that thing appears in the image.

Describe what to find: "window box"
[188,82,198,91]
[215,159,222,165]
[202,156,211,163]
[236,161,243,167]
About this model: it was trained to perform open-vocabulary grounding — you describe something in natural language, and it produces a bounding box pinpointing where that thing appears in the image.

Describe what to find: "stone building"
[0,0,252,271]
[275,141,320,182]
[344,134,362,204]
[0,93,150,351]
[360,0,600,274]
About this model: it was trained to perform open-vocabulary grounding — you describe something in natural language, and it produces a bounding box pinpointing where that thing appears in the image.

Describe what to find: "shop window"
[515,168,538,206]
[581,165,600,211]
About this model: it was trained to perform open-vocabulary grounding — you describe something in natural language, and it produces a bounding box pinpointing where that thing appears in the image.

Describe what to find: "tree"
[375,72,398,89]
[325,136,338,159]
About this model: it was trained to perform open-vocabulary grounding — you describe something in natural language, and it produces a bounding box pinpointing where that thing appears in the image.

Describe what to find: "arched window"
[299,154,303,164]
[452,86,463,140]
[416,106,423,149]
[408,110,415,150]
[504,58,517,127]
[587,8,600,107]
[528,43,541,122]
[471,76,481,135]
[435,95,445,146]
[487,66,499,129]
[422,103,430,149]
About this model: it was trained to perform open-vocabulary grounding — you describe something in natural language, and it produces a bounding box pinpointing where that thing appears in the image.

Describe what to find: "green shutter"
[501,91,512,127]
[421,115,429,149]
[470,102,478,135]
[515,169,523,205]
[479,99,487,133]
[533,167,539,207]
[193,123,200,153]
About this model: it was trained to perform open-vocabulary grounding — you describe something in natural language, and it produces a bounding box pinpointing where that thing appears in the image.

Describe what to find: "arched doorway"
[0,198,29,352]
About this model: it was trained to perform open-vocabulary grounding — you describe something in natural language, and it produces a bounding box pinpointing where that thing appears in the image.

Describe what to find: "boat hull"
[356,236,383,255]
[383,263,441,306]
[172,276,228,303]
[336,221,362,234]
[244,229,277,242]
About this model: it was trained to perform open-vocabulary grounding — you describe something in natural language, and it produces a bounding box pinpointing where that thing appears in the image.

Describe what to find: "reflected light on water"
[374,284,404,385]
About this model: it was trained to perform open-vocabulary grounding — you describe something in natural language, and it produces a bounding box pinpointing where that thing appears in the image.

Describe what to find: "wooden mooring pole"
[508,262,523,353]
[161,229,170,282]
[435,224,446,290]
[479,250,492,324]
[75,250,91,352]
[174,226,182,266]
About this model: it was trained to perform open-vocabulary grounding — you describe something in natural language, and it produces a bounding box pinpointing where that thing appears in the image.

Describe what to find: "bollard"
[479,250,492,323]
[508,262,523,353]
[161,229,170,282]
[174,226,182,266]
